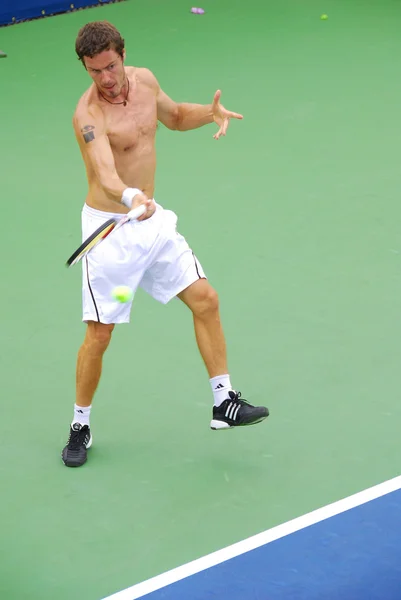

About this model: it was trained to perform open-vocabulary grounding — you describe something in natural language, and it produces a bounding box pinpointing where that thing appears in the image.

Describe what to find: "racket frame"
[66,204,147,267]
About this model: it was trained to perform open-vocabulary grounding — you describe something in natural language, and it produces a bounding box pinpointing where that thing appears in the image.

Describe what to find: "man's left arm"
[156,82,243,140]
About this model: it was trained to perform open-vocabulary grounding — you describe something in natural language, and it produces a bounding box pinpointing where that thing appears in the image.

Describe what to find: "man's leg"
[178,279,227,379]
[76,321,115,406]
[62,321,114,467]
[178,279,269,430]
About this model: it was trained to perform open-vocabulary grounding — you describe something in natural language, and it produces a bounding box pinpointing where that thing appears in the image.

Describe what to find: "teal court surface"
[1,1,401,599]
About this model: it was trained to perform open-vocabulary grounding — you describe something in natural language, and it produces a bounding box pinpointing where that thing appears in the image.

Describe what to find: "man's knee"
[180,280,220,317]
[85,321,115,351]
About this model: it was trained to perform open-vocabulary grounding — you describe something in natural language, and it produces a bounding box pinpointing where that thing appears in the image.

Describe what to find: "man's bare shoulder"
[132,67,159,91]
[73,86,103,129]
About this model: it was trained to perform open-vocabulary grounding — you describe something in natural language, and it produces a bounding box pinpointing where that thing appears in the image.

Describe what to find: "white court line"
[102,474,401,600]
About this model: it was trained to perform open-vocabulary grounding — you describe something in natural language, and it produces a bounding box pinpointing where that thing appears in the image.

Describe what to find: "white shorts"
[81,202,206,324]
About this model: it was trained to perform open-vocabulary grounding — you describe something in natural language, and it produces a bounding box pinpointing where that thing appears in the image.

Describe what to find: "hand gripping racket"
[66,204,146,267]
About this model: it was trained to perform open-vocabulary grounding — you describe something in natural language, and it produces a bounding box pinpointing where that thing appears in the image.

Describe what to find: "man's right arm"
[73,104,154,218]
[73,104,129,204]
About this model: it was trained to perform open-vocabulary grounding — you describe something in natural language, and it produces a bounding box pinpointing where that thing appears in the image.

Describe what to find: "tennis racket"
[66,204,146,267]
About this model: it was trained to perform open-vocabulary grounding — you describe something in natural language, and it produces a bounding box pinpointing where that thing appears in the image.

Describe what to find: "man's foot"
[210,391,269,430]
[62,423,92,467]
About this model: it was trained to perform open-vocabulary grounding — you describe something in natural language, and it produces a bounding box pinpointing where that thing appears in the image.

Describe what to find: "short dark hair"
[75,21,125,64]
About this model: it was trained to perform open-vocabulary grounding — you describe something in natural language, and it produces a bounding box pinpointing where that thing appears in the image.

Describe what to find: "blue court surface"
[104,476,401,600]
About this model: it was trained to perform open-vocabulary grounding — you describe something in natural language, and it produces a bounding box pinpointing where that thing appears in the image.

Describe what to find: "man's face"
[84,48,126,99]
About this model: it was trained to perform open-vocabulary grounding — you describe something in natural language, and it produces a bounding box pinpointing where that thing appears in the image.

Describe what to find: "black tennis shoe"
[211,391,269,430]
[62,422,92,467]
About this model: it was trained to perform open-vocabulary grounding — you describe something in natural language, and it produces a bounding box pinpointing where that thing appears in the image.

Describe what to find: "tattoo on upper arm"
[81,125,95,143]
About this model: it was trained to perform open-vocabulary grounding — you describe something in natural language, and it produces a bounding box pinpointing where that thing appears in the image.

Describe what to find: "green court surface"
[1,0,401,598]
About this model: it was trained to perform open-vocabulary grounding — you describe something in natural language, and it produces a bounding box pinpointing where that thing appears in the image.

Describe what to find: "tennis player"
[62,21,269,467]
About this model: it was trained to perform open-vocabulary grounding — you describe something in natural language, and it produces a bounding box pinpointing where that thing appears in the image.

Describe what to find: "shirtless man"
[62,21,269,467]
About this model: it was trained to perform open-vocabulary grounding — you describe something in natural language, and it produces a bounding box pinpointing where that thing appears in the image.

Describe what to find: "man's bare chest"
[105,93,158,153]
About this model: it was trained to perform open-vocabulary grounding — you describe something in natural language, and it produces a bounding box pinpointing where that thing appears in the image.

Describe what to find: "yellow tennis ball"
[112,285,133,303]
[321,13,328,20]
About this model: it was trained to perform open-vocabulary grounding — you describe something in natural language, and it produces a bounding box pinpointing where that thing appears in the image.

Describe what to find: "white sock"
[210,374,232,407]
[73,404,91,428]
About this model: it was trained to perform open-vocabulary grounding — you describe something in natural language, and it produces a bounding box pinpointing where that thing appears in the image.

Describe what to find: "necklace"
[99,78,130,106]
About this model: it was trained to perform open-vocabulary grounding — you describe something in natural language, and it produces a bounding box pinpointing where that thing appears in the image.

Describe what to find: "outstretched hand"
[212,90,243,140]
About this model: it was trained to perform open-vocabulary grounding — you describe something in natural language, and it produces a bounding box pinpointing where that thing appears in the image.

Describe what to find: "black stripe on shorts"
[85,256,100,322]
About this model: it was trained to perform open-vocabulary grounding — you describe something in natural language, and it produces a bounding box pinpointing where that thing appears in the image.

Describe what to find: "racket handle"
[127,204,147,220]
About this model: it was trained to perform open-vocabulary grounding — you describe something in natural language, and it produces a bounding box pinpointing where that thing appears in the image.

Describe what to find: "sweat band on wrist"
[121,188,142,209]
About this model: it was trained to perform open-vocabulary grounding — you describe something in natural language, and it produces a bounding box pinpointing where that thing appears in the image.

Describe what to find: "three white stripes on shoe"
[225,401,241,421]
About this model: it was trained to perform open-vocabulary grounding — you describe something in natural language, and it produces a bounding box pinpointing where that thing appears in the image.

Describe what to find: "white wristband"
[121,188,142,209]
